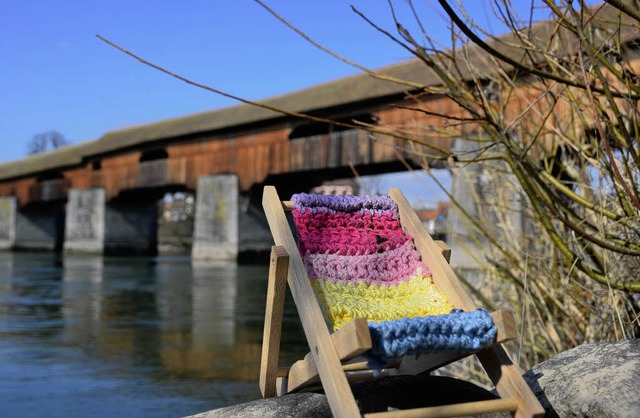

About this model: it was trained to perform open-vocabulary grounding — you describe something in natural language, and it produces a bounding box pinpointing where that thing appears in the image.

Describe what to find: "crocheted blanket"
[291,193,497,370]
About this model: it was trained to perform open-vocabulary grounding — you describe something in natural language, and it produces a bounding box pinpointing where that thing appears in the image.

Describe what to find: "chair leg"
[285,317,372,393]
[476,345,545,418]
[259,245,289,398]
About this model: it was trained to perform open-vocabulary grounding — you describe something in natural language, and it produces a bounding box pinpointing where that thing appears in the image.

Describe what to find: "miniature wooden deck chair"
[259,185,543,418]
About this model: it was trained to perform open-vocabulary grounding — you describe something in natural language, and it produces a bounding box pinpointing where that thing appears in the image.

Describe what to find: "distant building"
[415,201,449,241]
[312,179,360,196]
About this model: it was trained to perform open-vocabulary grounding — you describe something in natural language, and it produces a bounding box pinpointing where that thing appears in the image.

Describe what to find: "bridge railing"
[289,129,375,171]
[28,178,71,202]
[138,159,168,188]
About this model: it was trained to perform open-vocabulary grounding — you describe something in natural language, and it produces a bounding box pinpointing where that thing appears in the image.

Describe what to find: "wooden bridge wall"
[0,95,458,206]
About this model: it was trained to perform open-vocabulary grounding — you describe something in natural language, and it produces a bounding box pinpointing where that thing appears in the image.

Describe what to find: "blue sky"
[0,1,594,204]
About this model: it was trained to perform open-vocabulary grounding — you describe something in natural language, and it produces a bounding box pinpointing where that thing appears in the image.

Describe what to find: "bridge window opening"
[139,148,168,162]
[288,113,378,139]
[91,160,101,170]
[161,192,195,222]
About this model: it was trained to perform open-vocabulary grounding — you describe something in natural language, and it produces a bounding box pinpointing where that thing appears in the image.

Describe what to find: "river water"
[0,251,308,418]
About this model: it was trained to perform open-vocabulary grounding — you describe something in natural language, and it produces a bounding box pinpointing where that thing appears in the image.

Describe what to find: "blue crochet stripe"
[365,309,497,371]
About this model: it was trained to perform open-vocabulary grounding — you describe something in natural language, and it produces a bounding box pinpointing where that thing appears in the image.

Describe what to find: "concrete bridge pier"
[448,138,523,274]
[64,188,158,255]
[191,175,239,262]
[0,197,17,250]
[64,188,106,254]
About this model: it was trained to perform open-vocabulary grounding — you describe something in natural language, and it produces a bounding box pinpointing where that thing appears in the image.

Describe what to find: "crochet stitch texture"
[291,193,497,370]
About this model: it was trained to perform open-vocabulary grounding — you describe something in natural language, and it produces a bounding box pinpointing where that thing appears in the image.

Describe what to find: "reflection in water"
[0,252,307,418]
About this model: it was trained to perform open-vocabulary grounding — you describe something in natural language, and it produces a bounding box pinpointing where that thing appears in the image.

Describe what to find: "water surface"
[0,252,307,418]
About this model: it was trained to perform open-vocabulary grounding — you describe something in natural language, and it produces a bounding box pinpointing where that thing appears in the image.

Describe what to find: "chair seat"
[365,308,498,371]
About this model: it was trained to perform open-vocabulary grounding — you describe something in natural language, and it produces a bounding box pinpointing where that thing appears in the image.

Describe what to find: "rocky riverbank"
[185,339,640,418]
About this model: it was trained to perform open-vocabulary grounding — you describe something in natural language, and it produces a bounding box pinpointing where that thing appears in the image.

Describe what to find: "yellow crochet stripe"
[311,270,453,331]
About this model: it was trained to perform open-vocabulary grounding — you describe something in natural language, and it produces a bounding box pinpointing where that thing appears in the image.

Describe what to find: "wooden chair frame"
[259,185,544,418]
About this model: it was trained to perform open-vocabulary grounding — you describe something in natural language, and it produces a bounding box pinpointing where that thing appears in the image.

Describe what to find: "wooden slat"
[476,346,545,418]
[287,352,318,392]
[389,188,476,311]
[259,246,289,398]
[262,186,362,418]
[286,317,372,393]
[287,309,517,391]
[363,397,519,418]
[333,317,373,359]
[434,240,451,263]
[492,309,517,343]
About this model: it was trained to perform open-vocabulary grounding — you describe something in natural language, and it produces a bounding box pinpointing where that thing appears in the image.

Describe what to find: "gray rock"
[523,339,640,417]
[183,392,331,418]
[185,375,507,418]
[187,340,640,418]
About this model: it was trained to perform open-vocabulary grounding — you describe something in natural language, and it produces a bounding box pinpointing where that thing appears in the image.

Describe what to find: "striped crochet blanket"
[291,193,497,370]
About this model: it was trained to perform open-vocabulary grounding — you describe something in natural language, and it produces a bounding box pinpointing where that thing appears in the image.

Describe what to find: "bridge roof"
[0,58,438,180]
[0,0,635,181]
[91,58,437,154]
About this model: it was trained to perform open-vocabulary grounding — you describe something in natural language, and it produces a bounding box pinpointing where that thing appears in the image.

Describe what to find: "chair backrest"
[290,193,453,331]
[290,193,499,370]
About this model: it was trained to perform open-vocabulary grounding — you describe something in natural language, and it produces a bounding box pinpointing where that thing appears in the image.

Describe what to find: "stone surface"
[185,375,508,418]
[523,339,640,417]
[0,196,16,249]
[64,188,106,254]
[184,392,331,418]
[186,340,640,418]
[192,175,239,261]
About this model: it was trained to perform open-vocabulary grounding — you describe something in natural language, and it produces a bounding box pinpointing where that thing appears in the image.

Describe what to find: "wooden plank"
[434,240,451,263]
[262,186,362,418]
[333,317,372,359]
[389,188,476,311]
[286,317,372,393]
[492,309,517,343]
[363,397,519,418]
[275,377,288,397]
[287,352,318,392]
[476,346,545,418]
[259,246,290,398]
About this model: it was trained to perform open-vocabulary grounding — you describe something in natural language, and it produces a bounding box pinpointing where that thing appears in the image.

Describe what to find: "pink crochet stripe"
[293,210,400,231]
[303,240,431,285]
[294,210,410,255]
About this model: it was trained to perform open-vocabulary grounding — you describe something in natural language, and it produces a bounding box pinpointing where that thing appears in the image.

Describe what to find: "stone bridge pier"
[0,196,65,251]
[0,174,275,260]
[191,174,273,262]
[63,188,158,255]
[0,197,17,250]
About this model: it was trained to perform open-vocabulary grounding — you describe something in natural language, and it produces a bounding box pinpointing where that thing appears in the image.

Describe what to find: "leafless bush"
[390,0,640,368]
[99,0,640,370]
